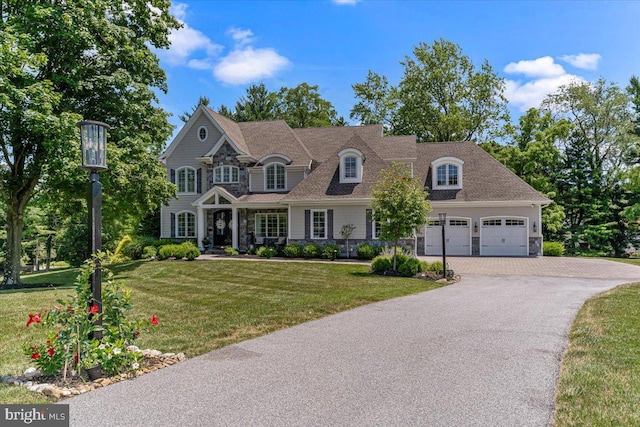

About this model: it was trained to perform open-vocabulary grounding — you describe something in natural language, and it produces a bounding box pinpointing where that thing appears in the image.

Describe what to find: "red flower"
[31,352,40,360]
[67,306,73,312]
[47,347,55,357]
[74,352,79,364]
[88,305,99,314]
[150,315,158,325]
[26,313,42,327]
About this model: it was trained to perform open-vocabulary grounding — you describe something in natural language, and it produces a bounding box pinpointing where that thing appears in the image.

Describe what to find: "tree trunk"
[3,205,25,286]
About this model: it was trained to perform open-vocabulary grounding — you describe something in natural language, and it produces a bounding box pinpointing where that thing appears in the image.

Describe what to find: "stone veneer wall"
[529,237,542,256]
[207,142,250,197]
[240,209,288,252]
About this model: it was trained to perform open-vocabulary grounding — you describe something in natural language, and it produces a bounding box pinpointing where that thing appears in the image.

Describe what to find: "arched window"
[265,163,286,190]
[176,167,196,193]
[431,157,463,189]
[338,148,363,183]
[213,165,239,184]
[176,211,196,238]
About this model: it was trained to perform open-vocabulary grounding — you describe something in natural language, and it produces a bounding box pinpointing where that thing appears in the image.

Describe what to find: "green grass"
[603,257,640,267]
[554,282,640,426]
[1,259,445,404]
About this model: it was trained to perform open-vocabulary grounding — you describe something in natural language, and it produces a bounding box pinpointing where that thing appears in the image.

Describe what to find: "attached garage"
[480,217,528,256]
[425,217,471,256]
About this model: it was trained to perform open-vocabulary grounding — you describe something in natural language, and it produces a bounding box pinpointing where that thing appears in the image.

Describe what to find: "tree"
[351,71,398,131]
[628,75,640,137]
[371,163,431,270]
[275,83,340,128]
[234,83,277,122]
[179,96,210,123]
[543,79,640,256]
[481,108,569,240]
[351,39,509,142]
[1,1,180,285]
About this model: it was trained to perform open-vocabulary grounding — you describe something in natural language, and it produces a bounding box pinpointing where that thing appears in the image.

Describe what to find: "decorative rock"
[23,367,40,380]
[61,390,72,397]
[126,345,141,353]
[176,353,186,361]
[162,352,175,358]
[24,381,33,388]
[142,349,163,358]
[42,386,62,399]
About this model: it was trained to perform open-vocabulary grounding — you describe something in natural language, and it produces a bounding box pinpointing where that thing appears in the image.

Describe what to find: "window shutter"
[170,169,176,184]
[366,209,372,240]
[197,168,202,193]
[327,209,334,240]
[304,210,310,240]
[170,213,176,238]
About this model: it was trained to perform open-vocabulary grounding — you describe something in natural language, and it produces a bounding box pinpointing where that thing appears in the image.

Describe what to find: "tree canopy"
[351,39,509,142]
[0,0,180,284]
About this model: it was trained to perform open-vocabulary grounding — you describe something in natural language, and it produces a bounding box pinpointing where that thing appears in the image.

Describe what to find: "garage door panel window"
[483,219,502,227]
[505,219,525,226]
[449,219,468,226]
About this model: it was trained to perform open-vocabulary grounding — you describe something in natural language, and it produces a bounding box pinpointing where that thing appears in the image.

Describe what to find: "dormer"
[258,154,291,192]
[431,157,463,190]
[338,148,364,184]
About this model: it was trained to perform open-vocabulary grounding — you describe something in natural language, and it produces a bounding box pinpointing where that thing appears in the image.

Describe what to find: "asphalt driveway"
[66,258,639,426]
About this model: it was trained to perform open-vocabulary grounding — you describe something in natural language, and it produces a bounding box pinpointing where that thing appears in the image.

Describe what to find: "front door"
[213,210,232,246]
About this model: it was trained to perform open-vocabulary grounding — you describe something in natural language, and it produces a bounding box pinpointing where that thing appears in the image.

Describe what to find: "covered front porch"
[192,187,240,251]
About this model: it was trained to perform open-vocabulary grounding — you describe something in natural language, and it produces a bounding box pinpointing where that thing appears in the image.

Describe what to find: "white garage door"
[425,218,471,256]
[480,218,528,256]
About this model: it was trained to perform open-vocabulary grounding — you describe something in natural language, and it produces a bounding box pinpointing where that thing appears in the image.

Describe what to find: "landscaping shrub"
[357,243,380,260]
[424,261,443,272]
[122,236,157,260]
[142,246,157,259]
[257,246,278,258]
[157,242,200,260]
[398,257,421,277]
[322,244,341,260]
[183,242,201,260]
[224,247,239,256]
[371,255,393,273]
[282,243,303,258]
[543,241,565,257]
[303,243,322,259]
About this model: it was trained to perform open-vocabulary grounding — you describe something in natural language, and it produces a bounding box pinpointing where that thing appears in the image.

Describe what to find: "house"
[159,104,550,256]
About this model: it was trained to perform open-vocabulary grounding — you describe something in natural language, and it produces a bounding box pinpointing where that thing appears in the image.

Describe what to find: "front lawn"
[1,259,444,404]
[554,282,640,426]
[603,257,640,267]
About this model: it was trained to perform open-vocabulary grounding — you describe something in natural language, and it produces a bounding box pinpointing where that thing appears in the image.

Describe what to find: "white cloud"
[333,0,361,4]
[559,53,601,70]
[160,3,290,85]
[505,74,584,111]
[169,3,188,22]
[226,27,255,47]
[503,54,595,111]
[160,3,222,66]
[214,47,291,85]
[504,56,566,78]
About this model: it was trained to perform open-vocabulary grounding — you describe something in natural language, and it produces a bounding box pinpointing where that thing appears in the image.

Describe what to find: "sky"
[155,0,640,141]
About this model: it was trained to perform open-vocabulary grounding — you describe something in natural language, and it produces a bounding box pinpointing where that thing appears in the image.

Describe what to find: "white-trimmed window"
[311,210,327,239]
[197,126,208,142]
[483,219,502,227]
[177,211,196,238]
[255,213,288,238]
[214,165,239,184]
[431,157,463,189]
[338,148,363,183]
[265,163,286,190]
[176,167,196,194]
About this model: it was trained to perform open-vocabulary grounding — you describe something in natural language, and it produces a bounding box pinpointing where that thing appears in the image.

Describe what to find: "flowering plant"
[23,256,158,379]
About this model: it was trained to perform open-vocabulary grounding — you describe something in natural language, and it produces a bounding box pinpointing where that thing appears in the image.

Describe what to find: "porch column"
[196,206,205,249]
[231,207,238,248]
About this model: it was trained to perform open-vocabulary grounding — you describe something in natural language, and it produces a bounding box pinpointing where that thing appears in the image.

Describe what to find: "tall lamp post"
[438,212,447,279]
[78,120,110,340]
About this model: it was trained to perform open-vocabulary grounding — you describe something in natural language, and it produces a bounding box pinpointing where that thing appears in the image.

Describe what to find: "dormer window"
[432,157,464,190]
[265,163,286,191]
[338,148,363,184]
